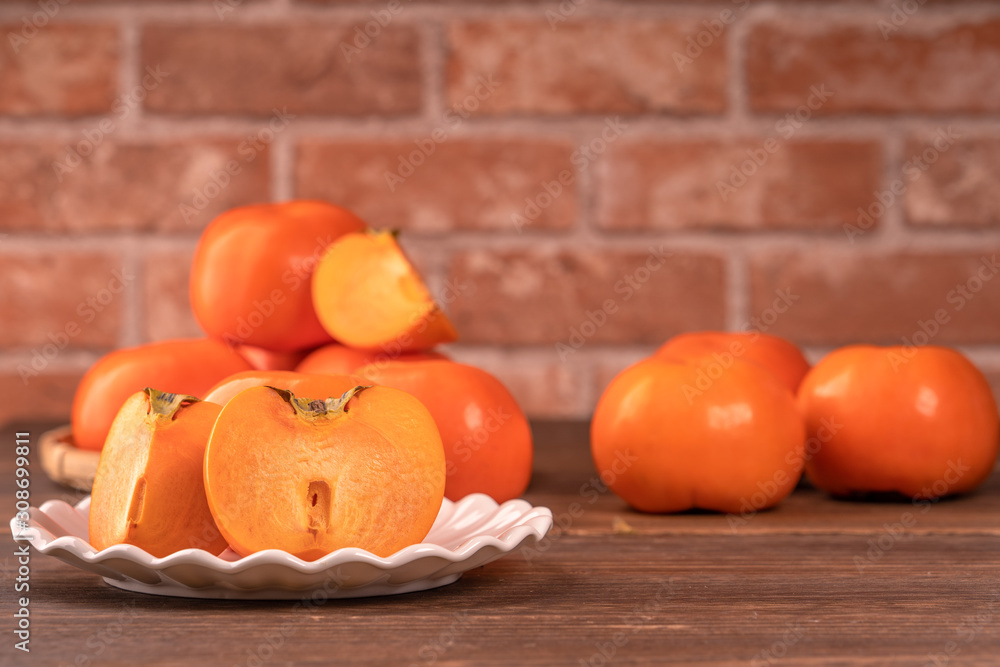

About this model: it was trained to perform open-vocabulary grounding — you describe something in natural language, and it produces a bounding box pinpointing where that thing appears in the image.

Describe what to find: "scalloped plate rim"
[9,493,553,599]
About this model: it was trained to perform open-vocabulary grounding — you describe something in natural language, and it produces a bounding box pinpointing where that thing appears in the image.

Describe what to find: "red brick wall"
[2,0,999,425]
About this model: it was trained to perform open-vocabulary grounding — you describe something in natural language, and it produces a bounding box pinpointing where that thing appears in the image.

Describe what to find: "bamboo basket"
[39,425,99,492]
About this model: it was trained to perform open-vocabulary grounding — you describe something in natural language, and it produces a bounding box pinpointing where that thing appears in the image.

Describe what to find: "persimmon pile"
[594,331,999,514]
[76,200,534,560]
[67,198,1000,555]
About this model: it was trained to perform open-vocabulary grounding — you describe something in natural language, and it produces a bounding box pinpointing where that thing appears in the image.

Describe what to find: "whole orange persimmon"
[235,345,310,372]
[656,331,810,395]
[71,338,252,452]
[296,343,446,376]
[591,356,805,514]
[357,359,533,503]
[190,200,366,352]
[798,345,999,499]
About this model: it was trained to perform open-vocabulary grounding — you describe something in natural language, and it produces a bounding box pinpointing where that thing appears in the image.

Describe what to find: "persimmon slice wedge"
[89,389,228,557]
[204,385,446,560]
[311,231,458,352]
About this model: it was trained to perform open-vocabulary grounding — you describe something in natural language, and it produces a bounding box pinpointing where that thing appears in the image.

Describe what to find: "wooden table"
[3,421,1000,666]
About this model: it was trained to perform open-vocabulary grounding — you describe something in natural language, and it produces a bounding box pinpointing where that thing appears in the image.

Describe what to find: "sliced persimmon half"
[204,385,446,560]
[89,389,228,557]
[311,230,458,352]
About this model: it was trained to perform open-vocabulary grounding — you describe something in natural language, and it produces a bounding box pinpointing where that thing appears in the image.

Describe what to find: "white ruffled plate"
[9,494,552,600]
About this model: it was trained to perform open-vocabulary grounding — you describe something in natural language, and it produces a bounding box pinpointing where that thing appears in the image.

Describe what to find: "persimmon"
[798,345,999,499]
[235,345,310,372]
[591,356,805,514]
[203,370,361,406]
[357,360,532,503]
[204,385,446,560]
[656,331,810,395]
[296,343,447,376]
[89,389,228,557]
[190,200,366,352]
[71,339,252,452]
[311,231,458,352]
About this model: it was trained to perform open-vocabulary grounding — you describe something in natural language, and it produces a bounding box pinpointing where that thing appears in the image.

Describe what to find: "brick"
[749,251,1000,345]
[447,348,589,418]
[0,251,126,349]
[0,370,85,429]
[747,19,1000,114]
[906,136,1000,229]
[296,140,576,232]
[143,25,421,116]
[446,20,726,116]
[0,140,270,233]
[447,248,726,345]
[142,247,202,342]
[598,139,882,231]
[0,24,117,116]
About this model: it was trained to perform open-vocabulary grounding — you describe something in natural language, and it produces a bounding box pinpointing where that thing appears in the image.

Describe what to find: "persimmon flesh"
[311,231,458,352]
[204,385,446,560]
[89,389,228,557]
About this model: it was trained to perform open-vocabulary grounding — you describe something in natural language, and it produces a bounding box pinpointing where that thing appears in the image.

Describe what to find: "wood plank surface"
[2,421,999,666]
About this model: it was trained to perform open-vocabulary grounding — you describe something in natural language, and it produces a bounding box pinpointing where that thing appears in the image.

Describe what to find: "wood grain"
[3,421,999,666]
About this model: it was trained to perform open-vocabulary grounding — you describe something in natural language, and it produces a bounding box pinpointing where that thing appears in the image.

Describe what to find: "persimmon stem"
[268,385,370,421]
[143,388,200,422]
